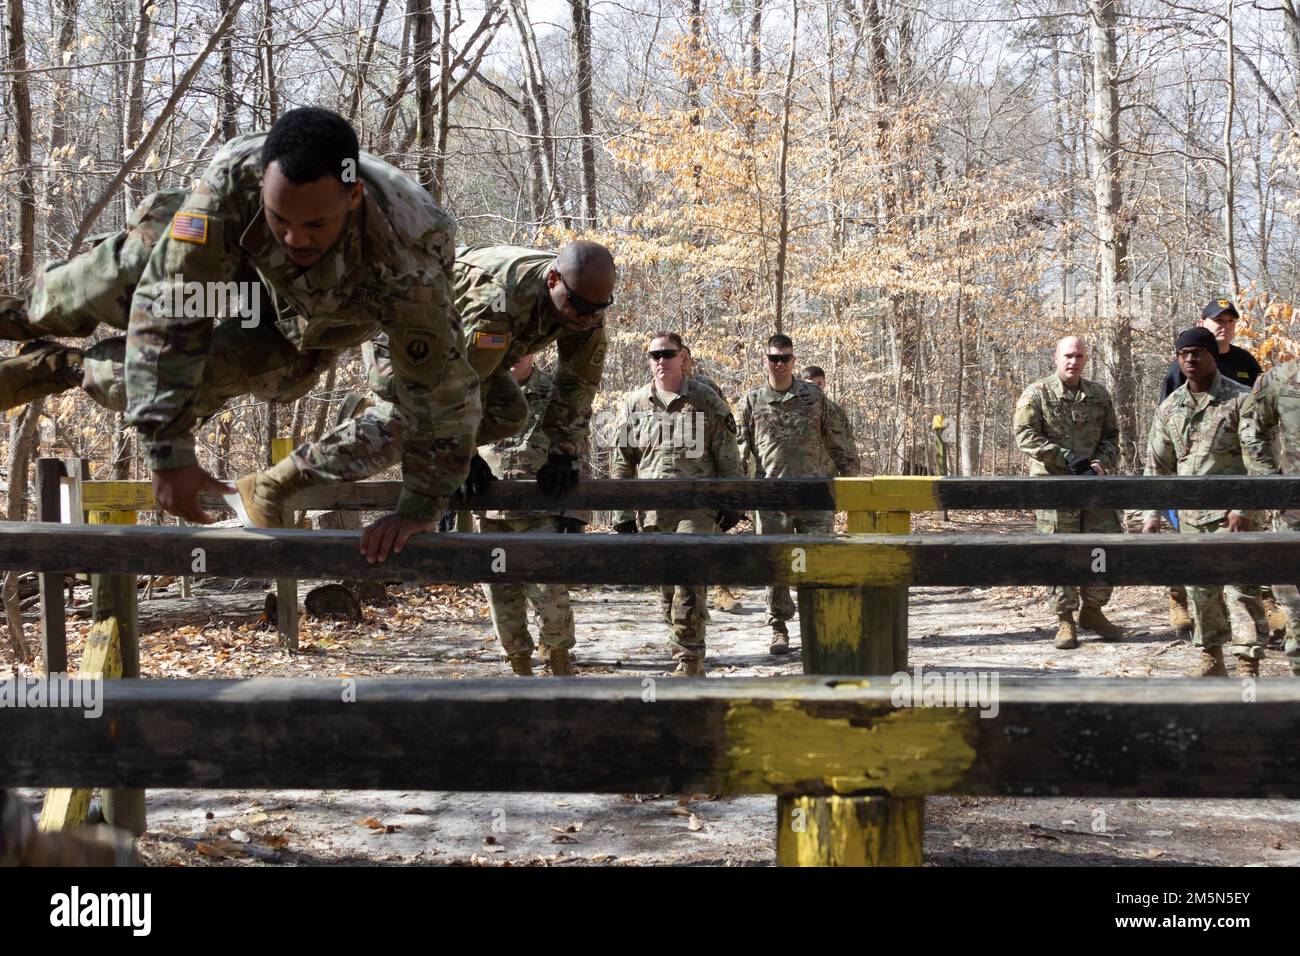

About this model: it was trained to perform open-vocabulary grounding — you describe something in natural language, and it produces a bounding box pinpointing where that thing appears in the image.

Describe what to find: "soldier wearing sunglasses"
[739,333,860,655]
[454,241,616,499]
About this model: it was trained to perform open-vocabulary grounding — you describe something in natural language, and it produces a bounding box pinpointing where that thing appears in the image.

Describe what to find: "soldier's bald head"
[555,241,615,283]
[1054,336,1088,387]
[1055,336,1087,358]
[547,240,616,332]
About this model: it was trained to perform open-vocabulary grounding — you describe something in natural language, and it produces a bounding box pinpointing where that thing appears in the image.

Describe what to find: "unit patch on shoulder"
[405,334,433,365]
[474,331,508,349]
[170,212,209,244]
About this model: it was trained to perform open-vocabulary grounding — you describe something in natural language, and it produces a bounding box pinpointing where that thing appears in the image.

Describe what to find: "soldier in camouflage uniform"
[682,344,742,615]
[611,333,744,676]
[1143,327,1268,678]
[1240,353,1300,674]
[801,365,860,473]
[739,334,859,655]
[476,353,579,676]
[0,108,481,562]
[1014,335,1125,649]
[454,242,614,497]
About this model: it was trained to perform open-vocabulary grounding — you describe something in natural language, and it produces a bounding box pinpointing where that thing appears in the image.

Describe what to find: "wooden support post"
[36,458,67,674]
[88,507,145,836]
[179,517,192,598]
[778,497,920,867]
[271,437,299,651]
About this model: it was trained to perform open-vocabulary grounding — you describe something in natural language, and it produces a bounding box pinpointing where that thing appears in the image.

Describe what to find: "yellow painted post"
[271,437,299,651]
[87,507,145,836]
[775,477,930,867]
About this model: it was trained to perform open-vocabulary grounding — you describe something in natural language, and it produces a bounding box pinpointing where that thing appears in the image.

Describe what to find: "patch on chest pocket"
[405,333,434,365]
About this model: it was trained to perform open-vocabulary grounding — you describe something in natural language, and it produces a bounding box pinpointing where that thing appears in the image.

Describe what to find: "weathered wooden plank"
[2,523,1298,587]
[4,677,1300,797]
[36,459,67,674]
[37,618,122,832]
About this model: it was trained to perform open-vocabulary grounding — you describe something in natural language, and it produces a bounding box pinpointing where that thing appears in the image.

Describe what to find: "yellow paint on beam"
[271,437,294,463]
[81,482,155,512]
[723,700,978,797]
[806,589,863,656]
[833,477,940,513]
[777,795,924,867]
[792,541,914,587]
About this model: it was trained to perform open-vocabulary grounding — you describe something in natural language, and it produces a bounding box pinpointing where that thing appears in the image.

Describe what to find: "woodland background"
[1,0,1299,508]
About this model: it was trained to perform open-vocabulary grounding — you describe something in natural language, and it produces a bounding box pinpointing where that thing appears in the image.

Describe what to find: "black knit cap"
[1175,327,1218,353]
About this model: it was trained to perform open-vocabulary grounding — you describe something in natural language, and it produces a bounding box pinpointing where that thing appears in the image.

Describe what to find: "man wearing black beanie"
[1143,327,1269,677]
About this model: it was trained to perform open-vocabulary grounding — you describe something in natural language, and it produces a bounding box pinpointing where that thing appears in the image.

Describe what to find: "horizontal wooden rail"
[4,676,1298,797]
[2,522,1298,586]
[75,475,1300,515]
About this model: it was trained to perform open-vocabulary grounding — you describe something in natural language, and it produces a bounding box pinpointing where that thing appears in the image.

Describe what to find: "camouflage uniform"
[823,396,858,474]
[476,366,576,657]
[1013,374,1122,615]
[1146,372,1267,661]
[1241,357,1300,670]
[15,134,480,519]
[739,379,860,633]
[455,245,607,452]
[611,378,743,662]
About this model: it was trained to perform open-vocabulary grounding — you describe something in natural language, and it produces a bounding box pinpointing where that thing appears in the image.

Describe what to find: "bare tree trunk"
[507,0,567,222]
[1222,0,1239,295]
[569,0,598,226]
[261,0,279,123]
[46,0,79,256]
[432,0,452,201]
[413,0,436,191]
[122,0,152,210]
[219,0,238,140]
[349,0,390,121]
[772,0,800,335]
[750,0,763,79]
[1088,0,1136,467]
[3,399,42,662]
[7,0,35,281]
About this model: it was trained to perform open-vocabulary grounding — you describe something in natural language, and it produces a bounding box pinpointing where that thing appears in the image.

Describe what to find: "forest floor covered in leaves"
[12,511,1300,866]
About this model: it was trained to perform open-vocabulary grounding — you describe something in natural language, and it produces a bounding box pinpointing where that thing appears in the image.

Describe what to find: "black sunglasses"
[767,354,793,364]
[559,274,613,315]
[648,349,680,361]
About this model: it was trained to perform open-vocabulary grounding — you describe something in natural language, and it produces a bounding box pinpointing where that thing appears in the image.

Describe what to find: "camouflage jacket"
[124,132,478,519]
[610,378,743,528]
[1241,357,1300,476]
[690,372,723,398]
[738,379,860,479]
[822,396,859,477]
[1145,372,1259,527]
[454,245,607,456]
[1013,374,1119,476]
[476,367,585,523]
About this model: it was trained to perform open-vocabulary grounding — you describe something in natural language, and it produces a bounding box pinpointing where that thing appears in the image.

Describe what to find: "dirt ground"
[12,511,1300,866]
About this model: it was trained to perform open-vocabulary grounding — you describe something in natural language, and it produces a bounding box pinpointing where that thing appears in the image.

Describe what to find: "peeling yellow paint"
[777,795,924,867]
[723,699,978,796]
[834,476,940,513]
[782,541,913,586]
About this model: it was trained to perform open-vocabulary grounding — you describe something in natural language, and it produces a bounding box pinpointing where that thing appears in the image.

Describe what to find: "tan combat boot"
[1263,594,1289,643]
[714,585,742,613]
[1193,645,1228,677]
[547,647,575,677]
[235,455,315,528]
[670,657,706,677]
[1169,590,1193,635]
[0,340,83,412]
[1054,613,1079,649]
[508,653,533,676]
[1236,656,1260,679]
[770,621,791,656]
[1078,605,1124,641]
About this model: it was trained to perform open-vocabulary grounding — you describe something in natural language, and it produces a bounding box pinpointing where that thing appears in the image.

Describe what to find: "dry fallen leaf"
[357,817,385,830]
[669,807,692,817]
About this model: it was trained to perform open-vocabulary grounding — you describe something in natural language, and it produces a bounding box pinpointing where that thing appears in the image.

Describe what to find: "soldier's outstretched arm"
[1141,411,1175,530]
[738,394,762,478]
[609,397,638,528]
[543,325,607,457]
[710,396,744,480]
[1013,386,1070,468]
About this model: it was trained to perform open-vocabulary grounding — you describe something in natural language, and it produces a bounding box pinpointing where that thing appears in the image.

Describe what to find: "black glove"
[715,510,747,532]
[463,453,499,498]
[1064,451,1095,476]
[536,451,580,498]
[557,517,586,534]
[612,519,639,534]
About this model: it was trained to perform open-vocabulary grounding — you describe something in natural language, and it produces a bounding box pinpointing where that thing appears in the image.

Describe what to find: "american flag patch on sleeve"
[170,212,209,244]
[474,331,508,349]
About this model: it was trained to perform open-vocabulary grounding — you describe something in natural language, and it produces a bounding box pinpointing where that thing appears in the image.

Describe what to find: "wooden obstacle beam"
[4,676,1300,799]
[74,474,1300,516]
[4,522,1300,587]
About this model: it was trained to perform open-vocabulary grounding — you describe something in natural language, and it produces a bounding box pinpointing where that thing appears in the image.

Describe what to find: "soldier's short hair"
[555,240,616,280]
[648,331,684,349]
[802,365,825,379]
[263,107,360,186]
[768,333,794,350]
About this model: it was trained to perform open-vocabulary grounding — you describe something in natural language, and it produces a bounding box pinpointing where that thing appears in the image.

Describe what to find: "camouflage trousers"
[1034,508,1121,615]
[477,514,575,656]
[756,510,834,630]
[1180,517,1267,661]
[645,510,715,660]
[1268,510,1300,672]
